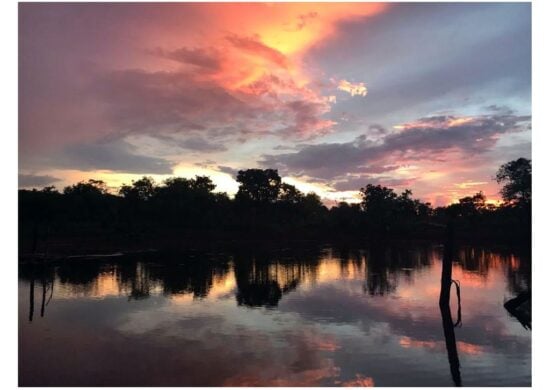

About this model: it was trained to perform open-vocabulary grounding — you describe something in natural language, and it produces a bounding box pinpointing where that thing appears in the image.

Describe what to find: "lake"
[18,242,531,386]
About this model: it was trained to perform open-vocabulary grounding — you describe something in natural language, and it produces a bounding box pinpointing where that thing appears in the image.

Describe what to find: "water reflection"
[439,239,462,387]
[19,244,531,386]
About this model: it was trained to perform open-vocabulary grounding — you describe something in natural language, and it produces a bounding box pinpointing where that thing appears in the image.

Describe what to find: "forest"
[19,158,531,252]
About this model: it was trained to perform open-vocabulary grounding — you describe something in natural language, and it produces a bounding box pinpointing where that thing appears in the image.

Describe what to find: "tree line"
[19,158,531,250]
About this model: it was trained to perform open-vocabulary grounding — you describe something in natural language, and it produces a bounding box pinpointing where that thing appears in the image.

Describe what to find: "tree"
[360,184,398,233]
[191,176,216,194]
[60,179,116,227]
[360,184,397,213]
[396,189,417,217]
[236,169,281,203]
[278,183,304,204]
[495,158,531,205]
[119,176,156,201]
[457,192,486,216]
[63,179,108,196]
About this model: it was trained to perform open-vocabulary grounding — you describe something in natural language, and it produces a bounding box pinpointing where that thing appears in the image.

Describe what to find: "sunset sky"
[19,2,531,206]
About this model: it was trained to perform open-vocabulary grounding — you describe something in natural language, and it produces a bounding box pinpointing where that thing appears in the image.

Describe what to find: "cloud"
[368,124,388,134]
[337,80,367,97]
[92,69,258,136]
[386,113,530,154]
[226,34,289,68]
[283,100,336,137]
[154,134,227,153]
[332,175,417,192]
[19,174,61,188]
[151,46,224,72]
[90,65,338,142]
[178,137,227,153]
[262,112,531,180]
[52,140,174,174]
[338,374,375,387]
[19,3,390,173]
[309,3,531,123]
[18,2,529,203]
[216,165,240,177]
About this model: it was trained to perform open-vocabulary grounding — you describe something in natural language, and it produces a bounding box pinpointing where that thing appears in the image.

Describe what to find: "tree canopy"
[19,158,532,249]
[496,158,531,205]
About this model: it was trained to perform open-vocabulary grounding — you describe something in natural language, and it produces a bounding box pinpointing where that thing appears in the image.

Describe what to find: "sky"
[19,2,531,206]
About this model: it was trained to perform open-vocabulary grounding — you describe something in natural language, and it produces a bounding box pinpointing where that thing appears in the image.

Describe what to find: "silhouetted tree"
[447,192,486,222]
[278,183,304,204]
[63,179,109,196]
[119,176,156,201]
[360,184,397,233]
[18,157,533,251]
[496,158,531,205]
[235,169,281,203]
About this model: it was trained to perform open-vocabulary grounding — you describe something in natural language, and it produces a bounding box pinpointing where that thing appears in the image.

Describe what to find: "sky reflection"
[19,244,530,386]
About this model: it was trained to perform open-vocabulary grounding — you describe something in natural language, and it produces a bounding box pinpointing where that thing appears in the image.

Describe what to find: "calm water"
[19,243,531,386]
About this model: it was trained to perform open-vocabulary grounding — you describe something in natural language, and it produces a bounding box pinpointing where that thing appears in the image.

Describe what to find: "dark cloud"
[262,112,531,180]
[262,138,368,179]
[384,114,530,154]
[19,174,61,188]
[52,140,174,174]
[332,175,417,192]
[216,165,239,177]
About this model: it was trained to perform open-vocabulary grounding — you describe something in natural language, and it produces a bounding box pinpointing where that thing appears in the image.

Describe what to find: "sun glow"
[173,163,240,195]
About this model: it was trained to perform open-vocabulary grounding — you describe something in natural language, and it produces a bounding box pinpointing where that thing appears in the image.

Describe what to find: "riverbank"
[18,231,531,264]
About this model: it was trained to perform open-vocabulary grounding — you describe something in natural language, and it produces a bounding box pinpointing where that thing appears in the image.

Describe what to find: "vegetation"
[19,158,531,251]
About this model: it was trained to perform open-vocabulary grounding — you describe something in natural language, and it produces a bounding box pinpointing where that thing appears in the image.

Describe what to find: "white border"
[3,0,547,389]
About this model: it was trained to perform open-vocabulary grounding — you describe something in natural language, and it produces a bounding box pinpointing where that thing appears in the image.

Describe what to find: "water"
[19,243,531,386]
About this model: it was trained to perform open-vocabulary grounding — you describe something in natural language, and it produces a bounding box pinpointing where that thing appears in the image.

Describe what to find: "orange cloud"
[226,34,290,69]
[399,336,439,350]
[340,374,375,387]
[337,79,368,97]
[223,360,340,386]
[393,116,476,131]
[457,341,484,356]
[455,180,488,189]
[140,3,388,137]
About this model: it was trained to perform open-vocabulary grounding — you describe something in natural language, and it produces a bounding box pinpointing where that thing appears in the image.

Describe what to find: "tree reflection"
[20,242,529,325]
[56,261,102,290]
[233,247,321,308]
[148,256,231,299]
[20,264,55,322]
[116,261,154,300]
[360,244,432,296]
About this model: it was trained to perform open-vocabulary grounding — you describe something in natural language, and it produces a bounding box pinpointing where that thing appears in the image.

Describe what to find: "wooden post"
[439,223,462,386]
